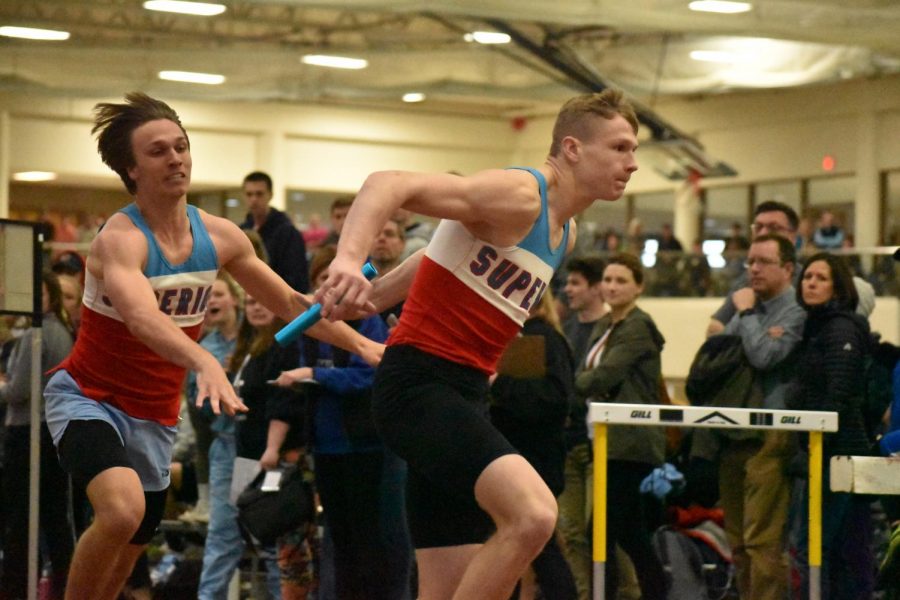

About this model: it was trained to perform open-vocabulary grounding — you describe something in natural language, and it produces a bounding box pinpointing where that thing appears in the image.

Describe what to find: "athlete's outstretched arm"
[93,214,248,417]
[208,214,384,367]
[318,169,540,320]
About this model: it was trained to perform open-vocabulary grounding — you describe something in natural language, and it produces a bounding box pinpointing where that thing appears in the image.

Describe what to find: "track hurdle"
[588,402,838,600]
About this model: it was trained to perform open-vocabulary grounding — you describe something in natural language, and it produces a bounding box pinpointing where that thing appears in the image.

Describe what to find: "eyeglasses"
[751,222,792,235]
[743,257,783,268]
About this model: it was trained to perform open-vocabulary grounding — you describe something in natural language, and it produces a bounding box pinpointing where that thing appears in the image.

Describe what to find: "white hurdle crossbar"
[588,403,838,600]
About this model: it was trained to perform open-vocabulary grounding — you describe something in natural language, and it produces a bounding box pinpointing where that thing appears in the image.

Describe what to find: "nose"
[626,152,638,173]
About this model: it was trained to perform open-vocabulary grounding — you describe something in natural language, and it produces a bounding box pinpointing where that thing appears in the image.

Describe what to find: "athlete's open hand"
[314,256,375,322]
[196,356,248,416]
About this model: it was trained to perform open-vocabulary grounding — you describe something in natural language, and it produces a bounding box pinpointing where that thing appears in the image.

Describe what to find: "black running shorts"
[372,344,518,549]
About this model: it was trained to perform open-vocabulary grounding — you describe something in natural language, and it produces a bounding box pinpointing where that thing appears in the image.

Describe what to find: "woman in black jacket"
[232,294,316,599]
[789,252,874,600]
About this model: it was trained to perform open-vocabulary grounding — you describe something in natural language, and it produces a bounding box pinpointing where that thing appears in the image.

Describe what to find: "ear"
[560,136,582,162]
[126,164,139,182]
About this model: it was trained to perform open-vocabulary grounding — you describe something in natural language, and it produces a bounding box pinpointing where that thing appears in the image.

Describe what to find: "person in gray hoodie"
[575,253,666,600]
[0,270,76,599]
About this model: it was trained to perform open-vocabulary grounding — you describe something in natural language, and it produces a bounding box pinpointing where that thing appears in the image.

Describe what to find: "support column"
[674,179,701,247]
[256,130,287,212]
[855,111,880,250]
[0,111,10,219]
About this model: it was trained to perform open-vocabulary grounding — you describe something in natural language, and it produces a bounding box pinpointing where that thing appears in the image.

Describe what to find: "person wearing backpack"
[788,252,875,600]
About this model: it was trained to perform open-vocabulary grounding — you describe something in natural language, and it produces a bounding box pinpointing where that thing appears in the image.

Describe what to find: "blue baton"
[275,262,378,346]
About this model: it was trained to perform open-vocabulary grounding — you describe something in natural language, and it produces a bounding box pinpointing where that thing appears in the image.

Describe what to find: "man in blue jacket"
[241,171,310,292]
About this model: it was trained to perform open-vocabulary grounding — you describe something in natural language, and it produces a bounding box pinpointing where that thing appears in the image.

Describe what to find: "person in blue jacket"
[274,246,412,600]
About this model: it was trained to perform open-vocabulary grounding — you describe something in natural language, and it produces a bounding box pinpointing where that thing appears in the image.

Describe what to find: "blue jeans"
[197,432,281,599]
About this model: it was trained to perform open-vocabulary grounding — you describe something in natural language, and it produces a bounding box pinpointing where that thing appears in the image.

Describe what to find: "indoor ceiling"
[2,0,899,116]
[2,0,899,179]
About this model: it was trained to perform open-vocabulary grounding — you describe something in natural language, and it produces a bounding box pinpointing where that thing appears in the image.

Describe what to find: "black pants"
[315,450,412,600]
[1,423,75,600]
[532,532,578,600]
[604,460,666,600]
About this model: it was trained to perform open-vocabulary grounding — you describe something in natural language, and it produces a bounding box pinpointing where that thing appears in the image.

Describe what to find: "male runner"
[316,89,639,599]
[43,92,382,600]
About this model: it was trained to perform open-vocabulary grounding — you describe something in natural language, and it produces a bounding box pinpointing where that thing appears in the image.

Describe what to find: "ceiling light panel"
[464,31,512,44]
[301,55,368,70]
[143,1,227,16]
[13,171,57,182]
[688,1,753,14]
[158,70,225,84]
[402,92,426,103]
[0,26,70,41]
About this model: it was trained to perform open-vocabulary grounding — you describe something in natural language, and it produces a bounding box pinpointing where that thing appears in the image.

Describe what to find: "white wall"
[5,74,900,202]
[1,92,517,198]
[512,75,900,193]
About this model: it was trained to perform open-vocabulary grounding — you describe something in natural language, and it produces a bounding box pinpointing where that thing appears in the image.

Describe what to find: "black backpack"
[685,335,762,410]
[862,340,900,444]
[652,525,734,600]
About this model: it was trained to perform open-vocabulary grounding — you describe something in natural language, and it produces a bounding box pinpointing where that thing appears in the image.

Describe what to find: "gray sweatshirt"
[0,314,73,427]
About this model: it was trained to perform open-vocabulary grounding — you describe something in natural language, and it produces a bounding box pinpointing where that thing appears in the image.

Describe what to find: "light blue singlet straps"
[119,203,219,276]
[507,166,570,270]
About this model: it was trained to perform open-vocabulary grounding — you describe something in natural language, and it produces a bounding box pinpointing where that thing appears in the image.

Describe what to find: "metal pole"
[27,328,42,600]
[27,224,43,600]
[592,423,607,600]
[808,431,823,600]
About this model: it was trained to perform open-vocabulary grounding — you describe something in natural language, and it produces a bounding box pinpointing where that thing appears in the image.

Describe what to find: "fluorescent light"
[0,26,70,41]
[143,1,226,16]
[690,50,742,63]
[463,31,511,45]
[158,70,225,84]
[688,1,753,14]
[301,54,368,70]
[13,171,57,182]
[402,92,426,103]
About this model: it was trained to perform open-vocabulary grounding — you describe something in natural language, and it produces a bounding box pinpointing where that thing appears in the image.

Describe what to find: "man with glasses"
[713,233,806,600]
[708,201,800,337]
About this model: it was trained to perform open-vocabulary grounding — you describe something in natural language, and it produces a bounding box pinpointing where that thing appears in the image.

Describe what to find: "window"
[704,185,749,239]
[808,175,855,239]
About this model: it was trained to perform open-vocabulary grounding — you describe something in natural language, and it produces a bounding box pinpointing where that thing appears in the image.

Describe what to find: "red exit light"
[822,155,836,172]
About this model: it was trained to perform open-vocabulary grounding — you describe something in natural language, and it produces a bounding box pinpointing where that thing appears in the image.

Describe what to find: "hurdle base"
[592,561,605,600]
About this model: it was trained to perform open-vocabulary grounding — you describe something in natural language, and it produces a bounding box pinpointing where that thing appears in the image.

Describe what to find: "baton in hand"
[275,262,378,346]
